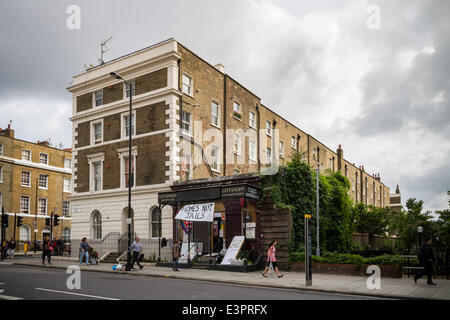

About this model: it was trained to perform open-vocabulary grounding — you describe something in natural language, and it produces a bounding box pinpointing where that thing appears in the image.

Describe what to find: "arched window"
[63,228,71,243]
[150,207,161,238]
[20,225,31,242]
[91,210,102,240]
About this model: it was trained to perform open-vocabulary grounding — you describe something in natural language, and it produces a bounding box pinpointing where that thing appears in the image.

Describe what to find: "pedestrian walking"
[79,237,90,265]
[57,238,64,256]
[24,241,28,255]
[131,237,144,270]
[42,236,52,265]
[415,238,437,285]
[7,239,16,259]
[262,240,283,278]
[4,240,9,258]
[172,240,182,271]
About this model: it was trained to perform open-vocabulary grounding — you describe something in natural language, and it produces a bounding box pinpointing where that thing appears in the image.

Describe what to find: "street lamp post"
[316,162,320,256]
[110,72,133,271]
[417,226,424,250]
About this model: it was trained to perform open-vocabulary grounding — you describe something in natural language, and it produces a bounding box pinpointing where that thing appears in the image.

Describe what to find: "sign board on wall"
[221,236,245,265]
[175,203,215,222]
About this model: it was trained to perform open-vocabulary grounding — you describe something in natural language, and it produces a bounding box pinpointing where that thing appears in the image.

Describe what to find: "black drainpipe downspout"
[256,104,261,172]
[223,75,227,176]
[296,134,301,153]
[272,119,277,162]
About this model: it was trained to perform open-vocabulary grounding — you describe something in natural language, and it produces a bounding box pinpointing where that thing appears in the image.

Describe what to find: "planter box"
[290,262,402,278]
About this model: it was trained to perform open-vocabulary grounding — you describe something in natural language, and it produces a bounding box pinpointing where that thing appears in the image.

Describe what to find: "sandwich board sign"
[221,236,245,265]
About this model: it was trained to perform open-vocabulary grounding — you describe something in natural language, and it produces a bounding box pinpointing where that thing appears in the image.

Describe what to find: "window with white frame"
[266,121,271,136]
[92,161,102,192]
[181,110,191,135]
[38,174,48,189]
[20,196,30,214]
[92,122,103,144]
[249,140,256,161]
[63,228,71,243]
[329,158,333,170]
[291,136,296,149]
[301,153,307,163]
[94,90,103,107]
[123,114,135,137]
[211,145,219,172]
[91,210,102,240]
[249,111,256,128]
[150,207,161,238]
[266,147,272,164]
[279,141,284,158]
[63,201,70,217]
[64,158,71,170]
[181,151,192,180]
[20,225,31,242]
[21,171,31,187]
[38,198,47,215]
[352,180,355,192]
[123,156,135,188]
[233,133,241,155]
[0,193,2,210]
[63,178,71,193]
[0,166,3,183]
[182,74,193,96]
[22,149,31,161]
[211,100,220,127]
[233,101,242,120]
[125,80,136,98]
[39,153,48,165]
[0,144,3,155]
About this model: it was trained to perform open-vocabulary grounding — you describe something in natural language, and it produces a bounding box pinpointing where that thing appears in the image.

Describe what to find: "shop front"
[157,174,262,263]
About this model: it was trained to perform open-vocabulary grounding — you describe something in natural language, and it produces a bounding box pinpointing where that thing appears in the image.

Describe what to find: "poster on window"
[175,203,215,222]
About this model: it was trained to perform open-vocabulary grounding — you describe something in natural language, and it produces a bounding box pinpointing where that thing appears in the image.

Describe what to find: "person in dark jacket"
[79,237,90,265]
[415,238,437,285]
[42,236,52,265]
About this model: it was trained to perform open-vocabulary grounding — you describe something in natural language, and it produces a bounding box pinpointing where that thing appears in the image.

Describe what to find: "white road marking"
[34,288,120,300]
[0,292,23,300]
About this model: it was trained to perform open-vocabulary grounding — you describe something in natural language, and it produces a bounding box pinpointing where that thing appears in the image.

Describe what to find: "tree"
[261,152,315,253]
[354,204,389,237]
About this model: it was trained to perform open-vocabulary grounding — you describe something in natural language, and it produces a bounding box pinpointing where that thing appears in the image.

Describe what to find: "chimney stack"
[214,63,225,73]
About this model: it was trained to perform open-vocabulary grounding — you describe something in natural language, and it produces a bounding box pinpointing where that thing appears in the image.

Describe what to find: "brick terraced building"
[67,38,390,262]
[0,125,72,250]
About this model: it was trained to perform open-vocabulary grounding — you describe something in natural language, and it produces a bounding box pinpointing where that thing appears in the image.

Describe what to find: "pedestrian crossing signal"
[1,214,8,228]
[53,214,60,226]
[45,218,51,226]
[17,216,23,227]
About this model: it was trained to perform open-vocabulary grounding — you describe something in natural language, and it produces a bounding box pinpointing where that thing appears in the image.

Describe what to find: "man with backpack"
[415,238,437,285]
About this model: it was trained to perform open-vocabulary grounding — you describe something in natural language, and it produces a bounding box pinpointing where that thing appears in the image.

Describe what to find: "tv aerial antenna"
[98,36,112,65]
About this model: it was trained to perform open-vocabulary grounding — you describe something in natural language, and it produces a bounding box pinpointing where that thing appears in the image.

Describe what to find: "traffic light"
[53,214,59,226]
[17,216,23,227]
[45,218,51,226]
[1,214,8,228]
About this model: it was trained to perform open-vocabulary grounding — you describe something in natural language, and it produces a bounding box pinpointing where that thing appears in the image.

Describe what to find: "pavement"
[3,256,449,300]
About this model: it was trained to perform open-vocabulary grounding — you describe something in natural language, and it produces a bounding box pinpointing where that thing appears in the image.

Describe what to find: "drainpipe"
[256,104,261,172]
[296,134,301,153]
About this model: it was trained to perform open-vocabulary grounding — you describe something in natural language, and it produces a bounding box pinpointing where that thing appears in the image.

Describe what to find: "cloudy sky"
[1,0,449,212]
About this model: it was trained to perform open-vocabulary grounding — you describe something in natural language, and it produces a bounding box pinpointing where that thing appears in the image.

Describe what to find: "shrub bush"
[288,251,416,268]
